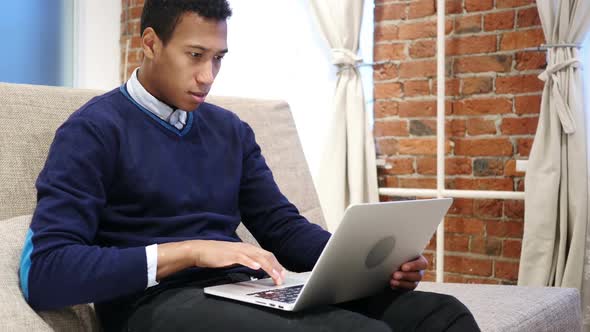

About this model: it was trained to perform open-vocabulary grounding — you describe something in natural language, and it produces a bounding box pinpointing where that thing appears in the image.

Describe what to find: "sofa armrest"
[0,214,100,332]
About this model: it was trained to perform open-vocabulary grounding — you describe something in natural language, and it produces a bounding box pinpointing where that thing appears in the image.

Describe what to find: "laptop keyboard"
[247,284,304,304]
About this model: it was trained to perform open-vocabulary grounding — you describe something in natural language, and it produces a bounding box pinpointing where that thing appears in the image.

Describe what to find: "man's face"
[148,13,228,111]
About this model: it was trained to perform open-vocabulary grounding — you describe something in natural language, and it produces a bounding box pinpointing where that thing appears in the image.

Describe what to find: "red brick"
[409,119,463,137]
[375,3,407,21]
[455,138,513,156]
[503,239,522,258]
[454,55,512,73]
[496,75,544,94]
[467,118,497,135]
[374,120,409,137]
[446,217,485,235]
[399,177,436,189]
[124,20,141,36]
[399,100,436,117]
[515,95,542,114]
[465,0,493,12]
[426,234,436,250]
[417,157,472,175]
[409,40,436,58]
[471,236,502,255]
[130,36,142,48]
[399,60,437,78]
[487,220,524,237]
[404,80,431,97]
[454,98,512,116]
[515,51,546,70]
[517,7,541,27]
[382,157,415,174]
[462,77,494,95]
[484,11,516,31]
[501,117,539,135]
[375,82,403,99]
[504,200,525,219]
[455,15,482,34]
[500,29,545,51]
[374,63,399,81]
[433,78,461,96]
[504,160,525,177]
[374,43,407,61]
[410,119,436,136]
[446,234,470,252]
[455,178,514,191]
[473,158,504,176]
[517,179,525,192]
[444,274,467,283]
[517,138,533,157]
[399,20,437,40]
[382,175,400,187]
[448,119,467,137]
[447,35,497,56]
[495,260,519,280]
[496,0,535,9]
[424,271,436,281]
[375,139,398,155]
[398,138,452,155]
[475,200,504,218]
[408,0,435,19]
[375,24,399,41]
[374,101,399,119]
[446,256,493,277]
[448,198,474,216]
[443,0,463,14]
[129,6,143,19]
[465,277,501,285]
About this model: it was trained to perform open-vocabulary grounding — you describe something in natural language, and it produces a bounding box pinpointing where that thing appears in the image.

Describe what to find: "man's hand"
[157,240,287,285]
[390,255,428,290]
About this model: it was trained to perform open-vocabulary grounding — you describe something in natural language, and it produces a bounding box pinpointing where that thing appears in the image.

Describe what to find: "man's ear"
[141,27,161,60]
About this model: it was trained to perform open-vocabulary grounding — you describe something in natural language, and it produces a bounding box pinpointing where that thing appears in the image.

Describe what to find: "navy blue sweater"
[19,86,330,313]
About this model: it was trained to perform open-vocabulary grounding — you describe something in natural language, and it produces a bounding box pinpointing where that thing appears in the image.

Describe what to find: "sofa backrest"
[0,82,326,244]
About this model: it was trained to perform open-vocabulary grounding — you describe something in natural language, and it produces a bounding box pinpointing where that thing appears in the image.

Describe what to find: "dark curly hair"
[140,0,232,45]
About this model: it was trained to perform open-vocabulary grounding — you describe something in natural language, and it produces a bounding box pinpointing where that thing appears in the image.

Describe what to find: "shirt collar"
[126,68,187,129]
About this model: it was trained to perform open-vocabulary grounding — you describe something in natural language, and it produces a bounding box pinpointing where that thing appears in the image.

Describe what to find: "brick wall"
[374,0,545,284]
[120,0,145,82]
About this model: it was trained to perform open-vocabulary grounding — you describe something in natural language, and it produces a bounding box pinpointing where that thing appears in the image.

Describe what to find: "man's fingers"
[393,271,423,282]
[401,255,428,272]
[235,254,262,271]
[241,246,285,285]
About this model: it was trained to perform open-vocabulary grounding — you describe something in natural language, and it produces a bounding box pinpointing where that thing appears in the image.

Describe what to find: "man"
[19,1,479,331]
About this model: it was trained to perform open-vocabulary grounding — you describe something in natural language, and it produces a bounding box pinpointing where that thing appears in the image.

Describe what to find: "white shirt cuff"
[146,244,159,288]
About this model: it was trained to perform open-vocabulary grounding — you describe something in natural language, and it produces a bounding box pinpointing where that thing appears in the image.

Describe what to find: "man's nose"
[195,61,215,86]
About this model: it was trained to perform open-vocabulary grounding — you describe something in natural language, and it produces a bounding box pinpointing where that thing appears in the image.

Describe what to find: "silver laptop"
[204,198,453,311]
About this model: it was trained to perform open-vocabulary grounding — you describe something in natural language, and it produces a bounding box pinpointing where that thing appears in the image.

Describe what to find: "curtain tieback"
[331,48,362,74]
[538,57,582,135]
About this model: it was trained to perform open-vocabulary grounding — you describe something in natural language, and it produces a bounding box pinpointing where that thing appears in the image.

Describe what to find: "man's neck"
[136,66,176,110]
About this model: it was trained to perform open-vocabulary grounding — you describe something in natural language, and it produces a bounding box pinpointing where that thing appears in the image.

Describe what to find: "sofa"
[0,82,582,331]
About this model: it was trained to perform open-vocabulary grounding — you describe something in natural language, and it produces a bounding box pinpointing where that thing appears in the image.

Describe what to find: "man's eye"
[214,55,225,61]
[189,52,202,58]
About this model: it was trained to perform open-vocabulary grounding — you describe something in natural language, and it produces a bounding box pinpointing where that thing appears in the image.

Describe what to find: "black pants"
[122,274,480,332]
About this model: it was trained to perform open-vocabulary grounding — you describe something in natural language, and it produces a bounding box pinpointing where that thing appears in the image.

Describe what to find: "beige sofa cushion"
[0,214,100,332]
[417,281,582,331]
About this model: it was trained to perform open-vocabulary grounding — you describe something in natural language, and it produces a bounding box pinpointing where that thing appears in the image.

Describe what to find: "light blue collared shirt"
[126,68,188,130]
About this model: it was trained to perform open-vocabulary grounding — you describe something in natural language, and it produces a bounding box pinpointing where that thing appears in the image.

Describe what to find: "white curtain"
[309,0,379,231]
[518,0,590,327]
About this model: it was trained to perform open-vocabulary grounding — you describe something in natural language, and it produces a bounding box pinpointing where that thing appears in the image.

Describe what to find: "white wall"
[73,0,121,90]
[210,0,374,180]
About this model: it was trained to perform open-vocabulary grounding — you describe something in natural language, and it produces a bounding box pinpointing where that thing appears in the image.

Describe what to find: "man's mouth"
[189,91,207,103]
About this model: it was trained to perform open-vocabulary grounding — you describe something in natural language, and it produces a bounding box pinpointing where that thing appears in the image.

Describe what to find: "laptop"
[204,198,453,311]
